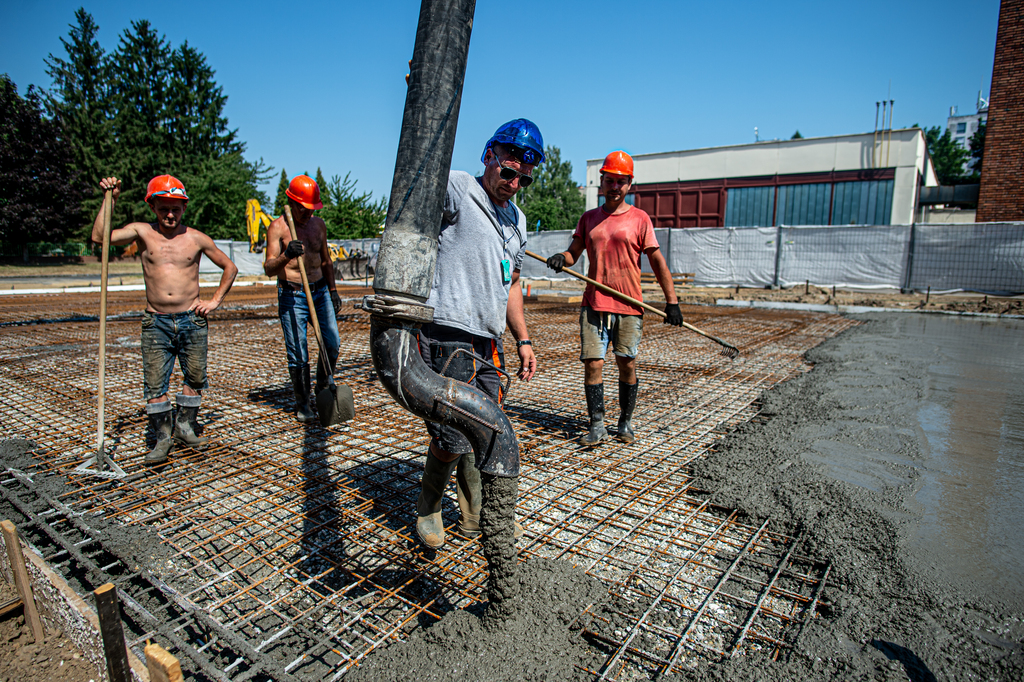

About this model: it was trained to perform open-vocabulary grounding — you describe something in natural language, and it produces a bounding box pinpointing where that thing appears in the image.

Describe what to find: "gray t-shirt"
[424,170,527,338]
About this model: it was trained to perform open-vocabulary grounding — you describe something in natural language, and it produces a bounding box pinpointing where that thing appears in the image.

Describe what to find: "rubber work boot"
[145,401,174,465]
[616,381,639,444]
[416,452,458,549]
[314,351,338,396]
[288,364,317,424]
[455,452,524,540]
[173,393,208,448]
[581,383,609,446]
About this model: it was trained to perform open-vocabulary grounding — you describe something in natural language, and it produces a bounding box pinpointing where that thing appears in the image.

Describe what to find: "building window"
[831,179,894,225]
[724,186,774,226]
[776,183,831,225]
[956,122,967,133]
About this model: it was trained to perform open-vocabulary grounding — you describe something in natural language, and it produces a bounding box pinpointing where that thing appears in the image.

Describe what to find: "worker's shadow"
[246,383,294,418]
[296,421,347,590]
[505,404,586,441]
[870,640,937,682]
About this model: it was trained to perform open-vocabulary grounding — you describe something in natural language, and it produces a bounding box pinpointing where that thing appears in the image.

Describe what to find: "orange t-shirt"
[573,205,659,315]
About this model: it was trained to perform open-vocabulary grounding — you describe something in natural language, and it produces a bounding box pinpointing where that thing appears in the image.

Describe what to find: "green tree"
[0,75,87,258]
[43,8,109,229]
[791,130,804,139]
[319,173,387,239]
[274,168,289,216]
[315,167,329,207]
[515,145,584,232]
[924,125,971,185]
[967,122,985,181]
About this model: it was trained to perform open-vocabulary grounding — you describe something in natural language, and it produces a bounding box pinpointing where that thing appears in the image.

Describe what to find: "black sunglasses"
[497,158,534,188]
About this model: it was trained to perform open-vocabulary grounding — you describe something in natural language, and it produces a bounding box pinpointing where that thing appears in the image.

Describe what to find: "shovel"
[525,250,740,357]
[283,206,355,425]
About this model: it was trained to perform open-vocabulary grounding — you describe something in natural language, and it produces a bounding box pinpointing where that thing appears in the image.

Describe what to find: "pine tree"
[319,173,387,239]
[274,169,289,216]
[315,167,330,207]
[516,146,584,232]
[44,8,110,233]
[0,76,86,257]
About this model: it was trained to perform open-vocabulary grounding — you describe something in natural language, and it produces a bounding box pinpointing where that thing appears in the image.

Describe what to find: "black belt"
[278,279,326,291]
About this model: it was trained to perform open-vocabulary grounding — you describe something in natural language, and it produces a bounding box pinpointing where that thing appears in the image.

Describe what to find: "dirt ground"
[0,581,98,682]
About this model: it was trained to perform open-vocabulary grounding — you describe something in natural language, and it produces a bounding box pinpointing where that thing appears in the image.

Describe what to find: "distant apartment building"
[586,130,938,227]
[946,94,988,174]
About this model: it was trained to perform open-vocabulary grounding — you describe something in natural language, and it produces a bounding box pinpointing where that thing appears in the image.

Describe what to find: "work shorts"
[579,306,643,360]
[141,310,209,400]
[417,322,505,456]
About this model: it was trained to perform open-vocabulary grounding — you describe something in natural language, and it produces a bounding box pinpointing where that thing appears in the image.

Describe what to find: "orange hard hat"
[285,175,323,210]
[145,175,189,202]
[600,151,634,177]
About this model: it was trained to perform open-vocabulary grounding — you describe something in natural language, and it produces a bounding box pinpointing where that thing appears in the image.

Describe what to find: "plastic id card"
[500,258,511,283]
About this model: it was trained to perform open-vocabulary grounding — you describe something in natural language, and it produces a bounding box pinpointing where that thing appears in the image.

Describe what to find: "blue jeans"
[278,283,340,371]
[141,311,209,400]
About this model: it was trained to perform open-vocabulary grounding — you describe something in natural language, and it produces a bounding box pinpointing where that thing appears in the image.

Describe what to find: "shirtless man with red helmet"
[93,175,238,464]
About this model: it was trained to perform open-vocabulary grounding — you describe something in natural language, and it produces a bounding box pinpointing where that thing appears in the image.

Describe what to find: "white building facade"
[585,129,937,227]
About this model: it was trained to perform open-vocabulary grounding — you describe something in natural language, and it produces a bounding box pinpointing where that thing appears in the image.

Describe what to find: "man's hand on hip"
[516,344,537,381]
[664,303,683,326]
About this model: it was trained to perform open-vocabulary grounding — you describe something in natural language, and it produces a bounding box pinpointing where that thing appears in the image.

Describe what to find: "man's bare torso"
[136,223,205,313]
[275,216,327,284]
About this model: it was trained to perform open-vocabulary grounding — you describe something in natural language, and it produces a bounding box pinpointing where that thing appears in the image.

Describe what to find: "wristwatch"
[516,340,532,348]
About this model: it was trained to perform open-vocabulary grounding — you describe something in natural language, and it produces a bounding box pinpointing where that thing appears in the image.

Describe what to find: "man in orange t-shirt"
[546,151,682,445]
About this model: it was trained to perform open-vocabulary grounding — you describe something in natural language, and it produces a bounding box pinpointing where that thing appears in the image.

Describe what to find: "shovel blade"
[316,383,355,426]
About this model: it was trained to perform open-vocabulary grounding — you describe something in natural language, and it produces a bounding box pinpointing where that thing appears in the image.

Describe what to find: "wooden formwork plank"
[145,642,184,682]
[1,519,44,643]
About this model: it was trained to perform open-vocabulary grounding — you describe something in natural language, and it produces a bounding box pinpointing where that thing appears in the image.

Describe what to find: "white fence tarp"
[200,222,1024,295]
[777,225,911,289]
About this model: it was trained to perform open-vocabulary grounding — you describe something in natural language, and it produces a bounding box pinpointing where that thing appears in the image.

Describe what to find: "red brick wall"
[978,0,1024,222]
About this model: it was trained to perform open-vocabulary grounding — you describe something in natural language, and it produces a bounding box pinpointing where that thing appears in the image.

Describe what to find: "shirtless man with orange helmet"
[92,175,238,464]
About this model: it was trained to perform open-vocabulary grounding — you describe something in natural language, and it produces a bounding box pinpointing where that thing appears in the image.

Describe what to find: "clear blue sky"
[0,0,1002,204]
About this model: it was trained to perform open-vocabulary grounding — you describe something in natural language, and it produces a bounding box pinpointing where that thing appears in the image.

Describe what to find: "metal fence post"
[902,222,917,293]
[772,225,783,289]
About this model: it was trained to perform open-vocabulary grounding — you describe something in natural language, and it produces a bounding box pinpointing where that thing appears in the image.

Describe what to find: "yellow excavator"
[245,199,272,253]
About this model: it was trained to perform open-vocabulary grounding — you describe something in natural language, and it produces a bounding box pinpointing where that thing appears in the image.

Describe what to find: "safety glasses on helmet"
[496,158,534,188]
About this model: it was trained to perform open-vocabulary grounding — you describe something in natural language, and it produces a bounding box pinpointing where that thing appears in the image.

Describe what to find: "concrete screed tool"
[524,250,740,358]
[283,205,355,426]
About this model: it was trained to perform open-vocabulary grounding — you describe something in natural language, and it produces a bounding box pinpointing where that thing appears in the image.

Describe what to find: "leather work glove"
[664,303,683,327]
[546,253,566,272]
[284,240,304,259]
[331,290,343,317]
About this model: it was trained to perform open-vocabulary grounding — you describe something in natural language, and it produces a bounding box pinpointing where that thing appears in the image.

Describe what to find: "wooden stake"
[145,641,184,682]
[1,520,44,643]
[94,583,131,682]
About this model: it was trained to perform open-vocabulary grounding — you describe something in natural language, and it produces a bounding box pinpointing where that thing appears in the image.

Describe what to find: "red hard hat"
[145,175,189,202]
[285,175,323,210]
[600,151,634,177]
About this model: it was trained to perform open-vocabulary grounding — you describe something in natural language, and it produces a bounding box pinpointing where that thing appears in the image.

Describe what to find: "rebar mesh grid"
[0,288,854,680]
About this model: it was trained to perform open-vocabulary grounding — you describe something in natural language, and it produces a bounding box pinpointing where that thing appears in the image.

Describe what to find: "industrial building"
[585,129,938,227]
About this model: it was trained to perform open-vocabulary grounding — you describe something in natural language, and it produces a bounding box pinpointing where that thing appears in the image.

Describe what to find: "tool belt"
[278,278,327,292]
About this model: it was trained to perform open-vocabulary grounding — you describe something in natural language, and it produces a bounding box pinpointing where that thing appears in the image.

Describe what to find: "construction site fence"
[197,223,1024,295]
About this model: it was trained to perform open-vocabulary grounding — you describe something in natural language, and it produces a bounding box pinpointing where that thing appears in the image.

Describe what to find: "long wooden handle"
[283,207,332,382]
[97,189,113,454]
[525,250,739,353]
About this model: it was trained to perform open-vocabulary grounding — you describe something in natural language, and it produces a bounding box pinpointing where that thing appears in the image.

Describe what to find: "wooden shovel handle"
[524,250,739,354]
[283,207,332,382]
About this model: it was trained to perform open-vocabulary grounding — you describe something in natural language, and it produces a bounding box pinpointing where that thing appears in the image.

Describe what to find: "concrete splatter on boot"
[581,383,609,446]
[457,451,523,540]
[145,401,174,465]
[288,364,317,424]
[416,451,457,549]
[616,381,638,443]
[173,393,209,448]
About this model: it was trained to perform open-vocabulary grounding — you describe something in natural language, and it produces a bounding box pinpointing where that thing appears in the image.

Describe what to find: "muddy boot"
[416,451,457,549]
[288,364,317,424]
[145,401,174,465]
[580,383,609,446]
[173,394,209,448]
[314,351,338,396]
[616,381,638,444]
[456,452,523,540]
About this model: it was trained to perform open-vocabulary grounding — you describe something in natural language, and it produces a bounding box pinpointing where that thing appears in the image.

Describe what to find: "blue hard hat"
[481,118,545,166]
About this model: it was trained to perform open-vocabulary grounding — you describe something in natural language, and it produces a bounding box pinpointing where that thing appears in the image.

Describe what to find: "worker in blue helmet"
[413,119,543,549]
